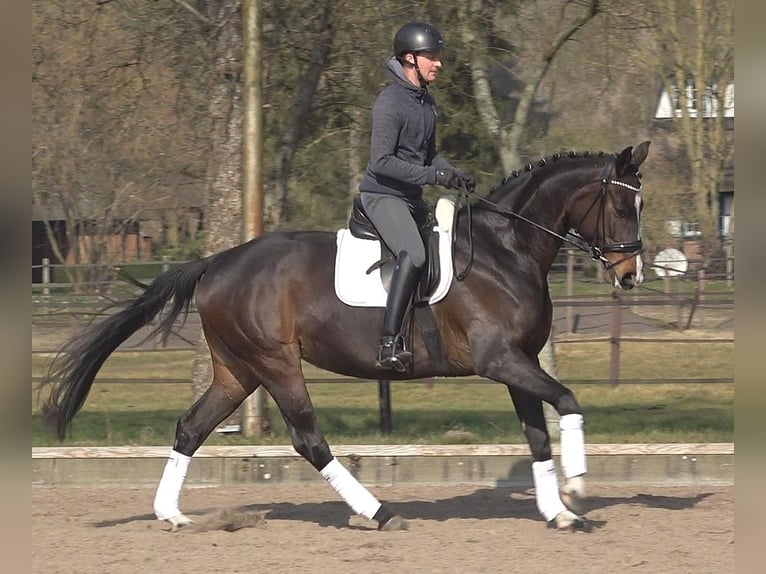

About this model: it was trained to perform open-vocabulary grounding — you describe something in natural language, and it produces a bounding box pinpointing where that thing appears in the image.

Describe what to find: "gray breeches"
[360,192,428,268]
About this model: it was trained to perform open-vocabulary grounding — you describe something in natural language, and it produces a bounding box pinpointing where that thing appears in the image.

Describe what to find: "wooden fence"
[32,258,734,434]
[31,257,735,381]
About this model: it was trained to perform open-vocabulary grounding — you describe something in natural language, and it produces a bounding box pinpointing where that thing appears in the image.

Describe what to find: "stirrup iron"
[376,335,412,372]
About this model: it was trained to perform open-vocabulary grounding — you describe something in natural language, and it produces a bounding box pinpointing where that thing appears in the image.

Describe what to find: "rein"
[452,157,643,280]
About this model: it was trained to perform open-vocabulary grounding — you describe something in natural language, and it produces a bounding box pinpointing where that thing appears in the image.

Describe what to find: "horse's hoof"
[378,515,408,531]
[165,513,194,532]
[548,510,585,532]
[560,485,587,515]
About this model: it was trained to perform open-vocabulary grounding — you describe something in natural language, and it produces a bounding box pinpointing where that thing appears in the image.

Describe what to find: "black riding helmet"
[393,22,444,57]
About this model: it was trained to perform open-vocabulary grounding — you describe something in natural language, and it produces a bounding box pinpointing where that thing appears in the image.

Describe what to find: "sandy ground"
[32,482,733,574]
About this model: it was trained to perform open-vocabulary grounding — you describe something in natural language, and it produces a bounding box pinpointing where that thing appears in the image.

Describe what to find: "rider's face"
[414,51,442,83]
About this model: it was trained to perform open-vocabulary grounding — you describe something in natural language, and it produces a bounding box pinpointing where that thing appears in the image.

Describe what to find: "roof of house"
[32,204,66,222]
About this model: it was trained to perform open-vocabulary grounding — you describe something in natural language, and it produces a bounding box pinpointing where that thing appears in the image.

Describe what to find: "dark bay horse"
[42,142,650,531]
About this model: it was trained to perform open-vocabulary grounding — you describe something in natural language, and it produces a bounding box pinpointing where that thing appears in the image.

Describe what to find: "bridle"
[570,156,644,270]
[452,155,644,280]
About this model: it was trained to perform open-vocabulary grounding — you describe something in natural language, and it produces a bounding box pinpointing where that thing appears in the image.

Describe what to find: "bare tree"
[33,4,151,284]
[459,0,601,171]
[265,1,338,228]
[646,0,734,259]
[33,1,210,282]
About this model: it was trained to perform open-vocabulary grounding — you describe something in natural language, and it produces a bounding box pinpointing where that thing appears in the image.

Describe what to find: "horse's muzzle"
[605,260,643,290]
[618,272,639,290]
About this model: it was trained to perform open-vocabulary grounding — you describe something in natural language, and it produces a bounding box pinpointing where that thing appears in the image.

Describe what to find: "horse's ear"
[631,140,650,168]
[615,141,651,176]
[615,146,634,176]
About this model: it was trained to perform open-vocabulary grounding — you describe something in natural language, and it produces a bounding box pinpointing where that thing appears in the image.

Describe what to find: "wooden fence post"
[677,277,684,332]
[42,258,51,296]
[378,380,392,435]
[698,268,706,329]
[566,249,574,333]
[609,291,622,386]
[725,240,734,287]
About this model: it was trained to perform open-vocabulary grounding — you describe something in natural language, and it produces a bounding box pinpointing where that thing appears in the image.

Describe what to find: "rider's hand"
[436,168,475,193]
[459,170,476,194]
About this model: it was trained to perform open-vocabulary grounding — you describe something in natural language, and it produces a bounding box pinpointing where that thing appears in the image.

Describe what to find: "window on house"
[686,81,697,117]
[656,80,733,120]
[673,81,698,118]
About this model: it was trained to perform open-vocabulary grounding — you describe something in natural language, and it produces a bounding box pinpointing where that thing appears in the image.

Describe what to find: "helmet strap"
[404,53,427,88]
[414,60,427,88]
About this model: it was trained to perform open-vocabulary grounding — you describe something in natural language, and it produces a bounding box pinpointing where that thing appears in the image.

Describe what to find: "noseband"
[576,156,643,271]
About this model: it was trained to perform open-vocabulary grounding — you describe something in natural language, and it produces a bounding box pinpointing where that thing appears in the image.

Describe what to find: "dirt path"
[33,483,733,573]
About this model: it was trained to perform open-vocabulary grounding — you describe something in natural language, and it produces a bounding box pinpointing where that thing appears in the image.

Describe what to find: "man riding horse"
[358,22,475,371]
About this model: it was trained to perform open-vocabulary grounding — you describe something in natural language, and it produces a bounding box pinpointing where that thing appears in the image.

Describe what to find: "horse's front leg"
[473,342,586,529]
[509,392,586,530]
[558,411,587,515]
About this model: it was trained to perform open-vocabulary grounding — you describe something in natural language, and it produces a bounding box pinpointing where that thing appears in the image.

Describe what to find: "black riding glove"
[436,168,476,193]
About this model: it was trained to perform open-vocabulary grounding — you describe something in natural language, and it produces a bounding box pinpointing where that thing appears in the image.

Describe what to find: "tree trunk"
[347,61,364,216]
[191,0,244,402]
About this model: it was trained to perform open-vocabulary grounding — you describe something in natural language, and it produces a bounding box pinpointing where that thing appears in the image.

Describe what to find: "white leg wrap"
[319,458,382,520]
[153,450,191,520]
[559,413,587,478]
[566,475,586,499]
[532,459,567,522]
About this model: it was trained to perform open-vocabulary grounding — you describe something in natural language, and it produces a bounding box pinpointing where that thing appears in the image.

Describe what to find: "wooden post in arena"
[241,0,266,437]
[609,291,622,386]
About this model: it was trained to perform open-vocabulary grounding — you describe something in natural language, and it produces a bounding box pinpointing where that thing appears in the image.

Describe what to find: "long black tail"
[40,257,211,440]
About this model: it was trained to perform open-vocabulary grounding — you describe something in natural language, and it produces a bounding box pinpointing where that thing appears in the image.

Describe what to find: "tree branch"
[168,0,215,28]
[544,0,601,61]
[96,0,215,28]
[510,0,600,169]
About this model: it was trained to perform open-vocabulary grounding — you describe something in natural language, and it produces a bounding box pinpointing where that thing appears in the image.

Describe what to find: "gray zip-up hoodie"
[358,57,454,200]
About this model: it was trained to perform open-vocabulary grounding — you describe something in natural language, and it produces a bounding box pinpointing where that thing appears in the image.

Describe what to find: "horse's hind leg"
[265,369,407,531]
[153,357,250,530]
[509,391,585,530]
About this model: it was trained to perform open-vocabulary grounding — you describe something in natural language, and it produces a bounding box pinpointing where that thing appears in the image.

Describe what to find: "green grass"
[554,336,733,380]
[32,338,733,446]
[32,381,732,447]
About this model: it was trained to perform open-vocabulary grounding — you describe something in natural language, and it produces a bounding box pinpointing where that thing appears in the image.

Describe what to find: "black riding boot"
[377,252,422,372]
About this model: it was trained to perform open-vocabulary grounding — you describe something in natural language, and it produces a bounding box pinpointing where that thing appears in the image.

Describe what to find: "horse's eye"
[613,200,630,218]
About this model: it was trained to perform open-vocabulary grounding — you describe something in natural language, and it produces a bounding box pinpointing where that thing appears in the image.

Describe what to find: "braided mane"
[492,150,611,190]
[483,150,614,212]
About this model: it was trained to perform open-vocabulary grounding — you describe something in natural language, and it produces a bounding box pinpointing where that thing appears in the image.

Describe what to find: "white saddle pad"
[334,196,456,307]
